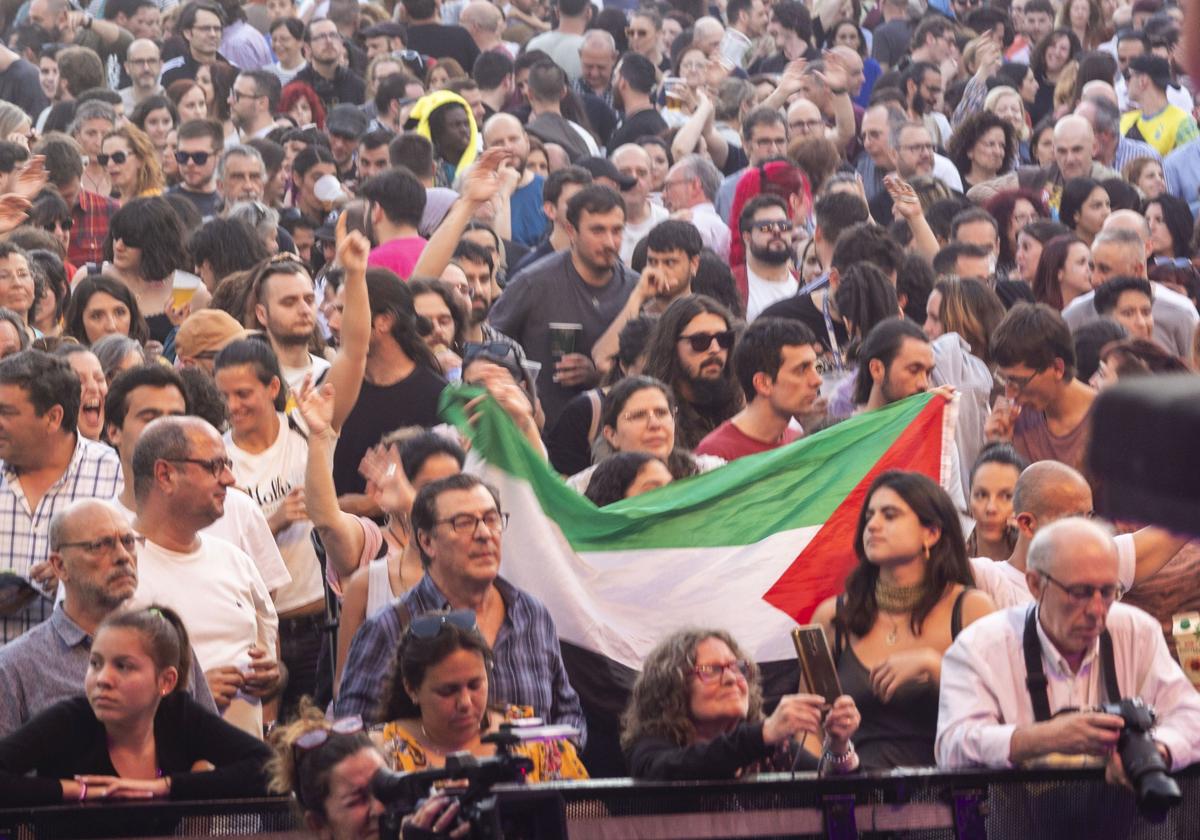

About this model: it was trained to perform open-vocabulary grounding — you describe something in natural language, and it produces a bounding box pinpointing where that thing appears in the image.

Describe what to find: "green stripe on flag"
[440,387,936,550]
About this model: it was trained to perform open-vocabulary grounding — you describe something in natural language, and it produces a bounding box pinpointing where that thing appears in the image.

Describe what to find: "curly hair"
[279,81,326,129]
[620,628,763,751]
[946,111,1016,183]
[102,124,164,199]
[1030,29,1081,82]
[585,451,662,506]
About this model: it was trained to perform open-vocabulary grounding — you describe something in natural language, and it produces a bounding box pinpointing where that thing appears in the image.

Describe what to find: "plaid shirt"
[68,190,119,268]
[0,436,123,643]
[334,573,587,743]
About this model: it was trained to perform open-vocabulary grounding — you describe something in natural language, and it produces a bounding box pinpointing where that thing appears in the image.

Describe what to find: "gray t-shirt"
[1061,281,1198,359]
[488,250,637,426]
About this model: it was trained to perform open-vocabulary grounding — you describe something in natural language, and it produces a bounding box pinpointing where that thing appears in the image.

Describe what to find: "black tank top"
[833,589,969,771]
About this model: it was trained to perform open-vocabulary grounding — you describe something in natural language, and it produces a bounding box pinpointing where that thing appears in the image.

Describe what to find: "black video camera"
[1097,698,1182,818]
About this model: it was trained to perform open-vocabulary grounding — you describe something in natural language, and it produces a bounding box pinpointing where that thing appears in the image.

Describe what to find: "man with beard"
[642,294,744,450]
[489,185,637,427]
[160,0,229,87]
[608,53,668,151]
[252,253,331,392]
[455,241,527,362]
[592,220,702,370]
[696,318,822,460]
[293,17,366,109]
[118,39,163,112]
[903,62,950,148]
[481,113,546,247]
[361,167,427,280]
[735,195,798,321]
[0,499,216,737]
[229,70,280,142]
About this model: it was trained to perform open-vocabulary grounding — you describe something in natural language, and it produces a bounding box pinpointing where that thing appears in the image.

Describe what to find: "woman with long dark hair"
[1144,194,1193,260]
[983,189,1048,275]
[63,274,151,346]
[812,471,995,769]
[1058,177,1109,246]
[965,443,1028,562]
[1028,29,1081,123]
[1032,233,1092,310]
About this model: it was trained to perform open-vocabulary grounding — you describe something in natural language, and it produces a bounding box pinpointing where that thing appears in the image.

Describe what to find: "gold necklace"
[875,578,925,645]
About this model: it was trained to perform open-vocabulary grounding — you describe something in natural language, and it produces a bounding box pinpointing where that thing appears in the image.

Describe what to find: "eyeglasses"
[292,714,364,796]
[175,150,212,166]
[1040,571,1124,606]
[791,118,825,131]
[127,57,159,67]
[464,341,520,366]
[900,142,935,154]
[993,367,1043,393]
[97,151,128,166]
[691,660,750,683]
[58,533,143,554]
[309,30,340,42]
[163,456,234,478]
[1154,256,1192,268]
[408,609,478,639]
[751,219,792,234]
[229,88,260,102]
[434,510,510,535]
[678,330,735,353]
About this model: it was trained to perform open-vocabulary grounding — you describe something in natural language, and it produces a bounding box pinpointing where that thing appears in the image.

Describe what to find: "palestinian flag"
[440,388,956,773]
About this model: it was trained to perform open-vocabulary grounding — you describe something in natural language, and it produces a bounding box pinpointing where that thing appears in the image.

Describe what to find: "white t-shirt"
[746,266,799,322]
[225,413,325,614]
[132,534,278,736]
[115,490,291,594]
[968,533,1136,609]
[620,203,669,265]
[280,353,332,395]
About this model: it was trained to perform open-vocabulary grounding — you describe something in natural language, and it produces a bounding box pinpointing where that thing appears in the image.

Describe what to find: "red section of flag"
[762,397,947,624]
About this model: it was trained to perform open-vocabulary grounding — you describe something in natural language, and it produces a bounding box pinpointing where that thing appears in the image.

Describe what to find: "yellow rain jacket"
[404,89,478,181]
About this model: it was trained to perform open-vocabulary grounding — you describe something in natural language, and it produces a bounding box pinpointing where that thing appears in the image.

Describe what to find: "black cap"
[577,156,637,191]
[326,103,370,139]
[1128,54,1172,90]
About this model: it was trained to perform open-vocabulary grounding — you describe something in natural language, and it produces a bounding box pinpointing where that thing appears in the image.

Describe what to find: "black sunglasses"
[408,609,478,640]
[678,330,735,353]
[175,150,211,165]
[97,151,128,166]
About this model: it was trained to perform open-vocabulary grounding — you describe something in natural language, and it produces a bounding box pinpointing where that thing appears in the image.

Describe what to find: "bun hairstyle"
[97,604,191,692]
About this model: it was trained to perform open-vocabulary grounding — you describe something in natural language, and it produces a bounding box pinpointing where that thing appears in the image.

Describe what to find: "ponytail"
[98,604,192,692]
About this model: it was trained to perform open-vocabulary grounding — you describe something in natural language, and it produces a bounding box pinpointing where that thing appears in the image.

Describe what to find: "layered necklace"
[875,578,926,645]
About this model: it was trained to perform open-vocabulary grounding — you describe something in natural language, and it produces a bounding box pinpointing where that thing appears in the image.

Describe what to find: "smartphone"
[791,625,842,706]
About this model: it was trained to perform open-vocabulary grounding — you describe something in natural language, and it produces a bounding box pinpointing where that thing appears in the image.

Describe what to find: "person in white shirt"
[738,195,799,321]
[119,39,163,113]
[104,363,291,595]
[611,144,668,264]
[968,460,1185,609]
[129,416,281,738]
[266,18,307,86]
[662,154,731,261]
[937,517,1200,779]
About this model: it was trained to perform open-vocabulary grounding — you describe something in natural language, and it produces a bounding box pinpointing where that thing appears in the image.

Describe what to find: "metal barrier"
[2,766,1198,839]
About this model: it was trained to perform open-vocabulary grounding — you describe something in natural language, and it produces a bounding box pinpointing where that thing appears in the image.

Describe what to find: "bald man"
[1061,221,1199,357]
[578,29,617,103]
[482,112,546,247]
[968,461,1185,609]
[131,417,280,737]
[939,517,1200,779]
[611,143,668,264]
[0,499,215,737]
[459,1,515,58]
[1074,95,1161,172]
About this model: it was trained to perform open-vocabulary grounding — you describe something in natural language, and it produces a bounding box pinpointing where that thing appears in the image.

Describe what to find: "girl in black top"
[813,471,996,770]
[0,605,271,806]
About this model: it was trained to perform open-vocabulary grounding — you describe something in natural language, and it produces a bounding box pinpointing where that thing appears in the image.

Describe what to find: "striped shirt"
[334,573,587,744]
[0,436,123,643]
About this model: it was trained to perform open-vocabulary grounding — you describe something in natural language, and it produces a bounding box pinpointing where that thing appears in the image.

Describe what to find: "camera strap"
[1023,605,1121,722]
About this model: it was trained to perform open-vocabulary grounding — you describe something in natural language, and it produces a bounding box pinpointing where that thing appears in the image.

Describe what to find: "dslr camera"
[1097,698,1182,817]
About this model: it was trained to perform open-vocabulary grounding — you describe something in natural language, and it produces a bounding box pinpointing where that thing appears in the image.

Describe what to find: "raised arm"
[411,148,506,281]
[325,229,371,433]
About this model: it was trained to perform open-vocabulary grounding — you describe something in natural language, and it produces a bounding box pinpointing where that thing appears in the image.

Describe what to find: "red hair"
[727,160,812,267]
[279,81,326,130]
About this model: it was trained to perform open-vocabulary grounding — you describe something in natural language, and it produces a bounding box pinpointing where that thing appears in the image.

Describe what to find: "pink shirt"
[367,236,428,280]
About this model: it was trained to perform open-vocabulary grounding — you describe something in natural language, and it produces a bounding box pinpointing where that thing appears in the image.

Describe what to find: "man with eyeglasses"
[0,350,122,645]
[229,70,279,143]
[732,195,798,320]
[0,499,218,737]
[168,118,223,220]
[714,108,786,222]
[985,303,1096,473]
[937,517,1200,780]
[160,0,229,88]
[118,39,162,112]
[336,473,586,743]
[293,18,366,110]
[967,460,1184,611]
[129,416,281,738]
[696,317,822,461]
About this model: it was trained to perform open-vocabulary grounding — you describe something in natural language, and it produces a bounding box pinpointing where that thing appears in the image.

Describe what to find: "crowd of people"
[0,0,1197,830]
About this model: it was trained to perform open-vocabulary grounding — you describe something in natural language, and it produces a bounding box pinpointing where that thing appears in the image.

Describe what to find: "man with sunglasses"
[0,499,217,738]
[336,473,585,742]
[168,118,223,221]
[736,195,798,321]
[937,517,1200,781]
[129,416,281,738]
[985,303,1096,473]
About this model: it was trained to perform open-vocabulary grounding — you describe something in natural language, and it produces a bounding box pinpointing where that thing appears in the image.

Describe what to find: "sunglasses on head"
[97,151,128,166]
[407,609,478,640]
[679,330,735,353]
[464,340,520,366]
[175,150,211,166]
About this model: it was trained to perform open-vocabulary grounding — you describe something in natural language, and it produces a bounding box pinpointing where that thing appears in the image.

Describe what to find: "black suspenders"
[1022,605,1121,722]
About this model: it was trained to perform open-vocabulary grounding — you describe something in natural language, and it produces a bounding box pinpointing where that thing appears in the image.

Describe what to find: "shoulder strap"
[950,587,970,640]
[833,594,845,660]
[1099,630,1121,703]
[1022,605,1053,722]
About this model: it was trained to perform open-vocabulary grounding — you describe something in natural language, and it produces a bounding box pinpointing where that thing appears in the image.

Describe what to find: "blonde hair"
[984,85,1030,141]
[103,124,165,199]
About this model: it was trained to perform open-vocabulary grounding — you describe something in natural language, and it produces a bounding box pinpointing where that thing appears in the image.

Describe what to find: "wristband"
[78,781,88,801]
